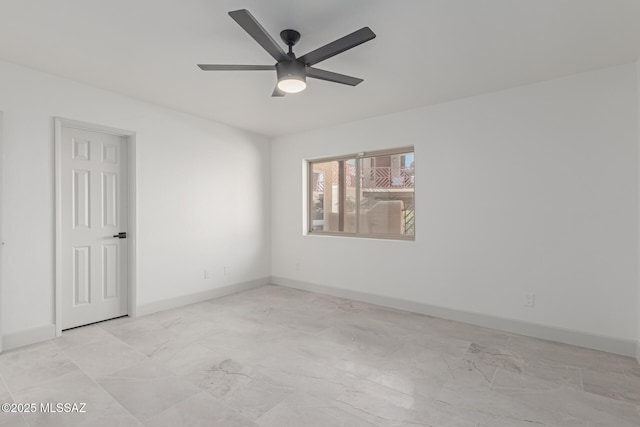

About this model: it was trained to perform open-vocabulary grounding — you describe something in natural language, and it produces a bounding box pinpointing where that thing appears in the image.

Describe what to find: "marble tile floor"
[0,284,639,426]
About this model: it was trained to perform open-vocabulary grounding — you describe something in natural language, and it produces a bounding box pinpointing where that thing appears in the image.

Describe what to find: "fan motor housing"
[276,60,306,82]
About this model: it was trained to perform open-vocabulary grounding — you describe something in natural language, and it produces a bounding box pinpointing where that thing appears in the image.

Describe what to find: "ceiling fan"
[198,9,376,96]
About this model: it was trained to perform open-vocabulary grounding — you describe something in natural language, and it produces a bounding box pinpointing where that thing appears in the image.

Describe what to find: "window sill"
[305,231,415,242]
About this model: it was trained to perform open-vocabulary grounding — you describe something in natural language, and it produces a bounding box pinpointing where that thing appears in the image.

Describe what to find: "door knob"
[112,232,127,239]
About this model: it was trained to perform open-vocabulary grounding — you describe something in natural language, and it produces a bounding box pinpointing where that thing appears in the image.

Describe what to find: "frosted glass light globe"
[277,78,307,93]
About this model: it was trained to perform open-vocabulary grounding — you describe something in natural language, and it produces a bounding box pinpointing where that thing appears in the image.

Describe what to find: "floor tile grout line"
[76,351,235,425]
[96,318,177,360]
[0,373,30,427]
[504,335,513,351]
[109,380,196,425]
[0,371,16,401]
[249,385,298,425]
[279,343,469,412]
[290,346,422,401]
[253,394,282,424]
[53,324,144,354]
[0,340,56,357]
[489,367,499,389]
[225,332,425,423]
[577,367,584,391]
[329,395,405,426]
[579,386,640,410]
[5,285,640,425]
[195,390,262,425]
[57,344,146,426]
[53,325,151,369]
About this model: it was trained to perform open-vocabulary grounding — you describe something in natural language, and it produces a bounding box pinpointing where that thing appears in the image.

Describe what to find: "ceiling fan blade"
[299,27,376,66]
[306,67,363,86]
[272,85,286,97]
[198,64,275,71]
[228,9,289,62]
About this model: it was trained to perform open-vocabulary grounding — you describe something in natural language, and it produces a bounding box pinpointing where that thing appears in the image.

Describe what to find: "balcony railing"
[361,167,414,189]
[313,166,414,192]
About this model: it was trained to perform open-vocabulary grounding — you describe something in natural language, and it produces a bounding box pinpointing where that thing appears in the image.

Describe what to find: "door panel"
[102,243,118,300]
[102,172,117,227]
[73,246,91,306]
[61,126,128,329]
[72,169,90,228]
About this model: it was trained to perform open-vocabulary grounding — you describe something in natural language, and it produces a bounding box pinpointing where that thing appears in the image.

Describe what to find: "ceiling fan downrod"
[280,29,301,56]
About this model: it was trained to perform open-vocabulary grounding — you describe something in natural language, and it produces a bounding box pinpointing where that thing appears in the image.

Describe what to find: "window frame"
[306,146,415,241]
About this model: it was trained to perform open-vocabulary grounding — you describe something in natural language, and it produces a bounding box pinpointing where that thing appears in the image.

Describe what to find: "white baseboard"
[271,276,636,358]
[4,277,633,360]
[1,278,268,353]
[136,277,270,317]
[2,324,56,351]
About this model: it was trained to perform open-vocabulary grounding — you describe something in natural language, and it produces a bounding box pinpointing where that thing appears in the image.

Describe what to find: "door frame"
[54,117,138,337]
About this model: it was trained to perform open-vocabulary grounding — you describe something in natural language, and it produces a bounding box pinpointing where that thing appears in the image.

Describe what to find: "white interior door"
[61,126,128,329]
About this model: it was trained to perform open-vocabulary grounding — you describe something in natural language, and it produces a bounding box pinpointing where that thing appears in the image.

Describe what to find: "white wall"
[2,57,636,351]
[272,63,638,343]
[0,60,270,335]
[637,59,640,361]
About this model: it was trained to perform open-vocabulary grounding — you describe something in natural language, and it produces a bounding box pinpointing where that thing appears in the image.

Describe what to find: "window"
[308,147,415,240]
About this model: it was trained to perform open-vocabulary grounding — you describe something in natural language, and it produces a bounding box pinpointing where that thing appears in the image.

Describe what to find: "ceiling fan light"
[276,60,307,94]
[277,77,306,93]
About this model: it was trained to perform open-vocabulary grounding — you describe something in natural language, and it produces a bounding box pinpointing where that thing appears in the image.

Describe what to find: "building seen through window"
[309,147,414,239]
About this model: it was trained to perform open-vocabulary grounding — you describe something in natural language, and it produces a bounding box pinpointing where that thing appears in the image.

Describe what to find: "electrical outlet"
[223,266,228,276]
[204,269,210,279]
[295,262,300,271]
[524,292,535,308]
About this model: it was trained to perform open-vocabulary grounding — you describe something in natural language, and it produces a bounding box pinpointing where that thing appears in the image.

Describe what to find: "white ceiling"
[1,0,639,136]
